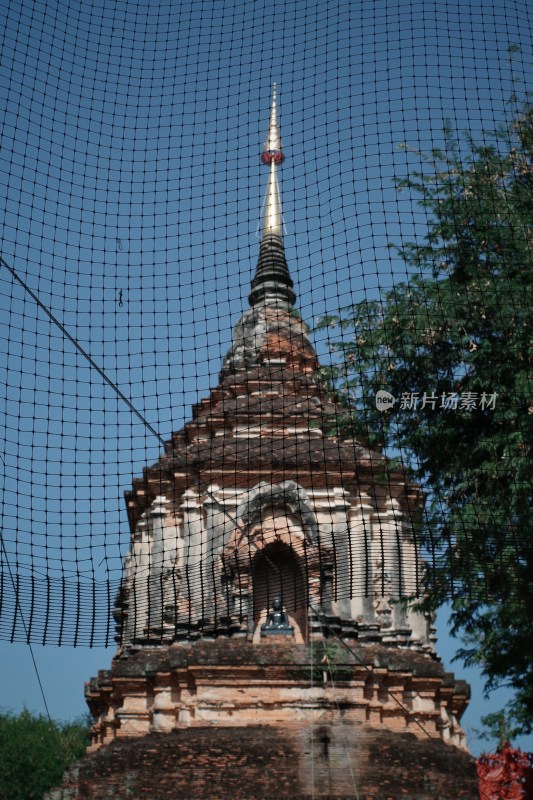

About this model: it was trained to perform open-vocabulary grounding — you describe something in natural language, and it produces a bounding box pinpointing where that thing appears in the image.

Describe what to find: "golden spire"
[249,84,295,307]
[261,83,284,239]
[262,82,283,156]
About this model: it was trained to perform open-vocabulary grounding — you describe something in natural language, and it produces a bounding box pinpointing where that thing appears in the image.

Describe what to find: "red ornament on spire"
[261,150,285,165]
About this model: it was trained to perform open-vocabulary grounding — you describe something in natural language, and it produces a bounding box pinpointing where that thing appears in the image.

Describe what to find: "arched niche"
[251,539,308,641]
[221,481,331,641]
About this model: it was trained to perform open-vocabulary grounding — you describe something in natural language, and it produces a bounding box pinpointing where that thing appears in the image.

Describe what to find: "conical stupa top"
[249,84,296,308]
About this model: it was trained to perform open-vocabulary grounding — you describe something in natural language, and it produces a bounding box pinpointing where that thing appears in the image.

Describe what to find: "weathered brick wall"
[86,641,470,751]
[49,723,478,800]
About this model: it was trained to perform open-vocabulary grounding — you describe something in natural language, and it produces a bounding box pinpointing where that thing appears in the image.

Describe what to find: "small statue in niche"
[261,596,294,636]
[375,597,393,629]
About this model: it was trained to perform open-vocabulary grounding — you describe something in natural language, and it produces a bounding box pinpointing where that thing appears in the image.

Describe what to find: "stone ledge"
[107,640,451,677]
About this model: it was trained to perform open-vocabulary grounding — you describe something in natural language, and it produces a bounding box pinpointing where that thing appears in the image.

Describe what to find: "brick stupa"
[50,86,478,800]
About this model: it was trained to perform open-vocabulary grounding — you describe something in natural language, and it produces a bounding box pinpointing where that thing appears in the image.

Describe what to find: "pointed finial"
[260,83,284,239]
[248,85,296,308]
[261,83,285,165]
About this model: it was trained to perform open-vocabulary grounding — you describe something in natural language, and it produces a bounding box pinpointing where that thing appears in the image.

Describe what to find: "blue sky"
[0,0,532,756]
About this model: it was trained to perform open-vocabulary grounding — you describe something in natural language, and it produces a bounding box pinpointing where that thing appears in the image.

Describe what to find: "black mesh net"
[0,0,531,646]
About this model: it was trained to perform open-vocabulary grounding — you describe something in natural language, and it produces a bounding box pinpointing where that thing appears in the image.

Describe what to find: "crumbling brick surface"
[49,723,478,800]
[104,640,460,677]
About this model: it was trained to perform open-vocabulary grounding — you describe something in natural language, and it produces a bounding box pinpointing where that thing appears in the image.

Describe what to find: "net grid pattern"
[0,0,531,645]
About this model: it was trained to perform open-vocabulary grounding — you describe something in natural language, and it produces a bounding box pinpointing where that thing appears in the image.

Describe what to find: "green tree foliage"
[0,709,89,800]
[477,710,520,748]
[319,103,533,734]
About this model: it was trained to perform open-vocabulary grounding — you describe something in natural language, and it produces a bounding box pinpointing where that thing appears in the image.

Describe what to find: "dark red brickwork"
[50,724,478,800]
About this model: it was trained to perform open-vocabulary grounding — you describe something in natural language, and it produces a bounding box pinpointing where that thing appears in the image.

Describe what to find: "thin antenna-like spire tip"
[260,85,284,238]
[261,83,284,166]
